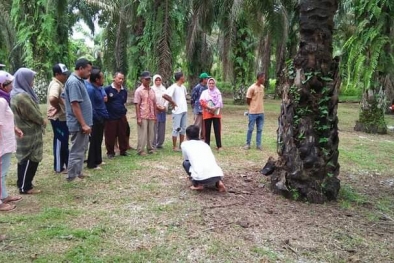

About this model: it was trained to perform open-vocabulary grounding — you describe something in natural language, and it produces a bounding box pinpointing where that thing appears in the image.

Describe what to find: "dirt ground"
[192,167,394,262]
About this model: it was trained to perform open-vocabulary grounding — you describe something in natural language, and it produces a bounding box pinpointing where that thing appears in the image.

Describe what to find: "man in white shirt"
[163,72,188,151]
[181,125,226,192]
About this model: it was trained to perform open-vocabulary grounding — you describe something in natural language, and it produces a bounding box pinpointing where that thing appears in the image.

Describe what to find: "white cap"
[0,70,14,85]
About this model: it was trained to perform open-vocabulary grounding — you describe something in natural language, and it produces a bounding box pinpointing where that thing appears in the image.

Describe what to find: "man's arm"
[246,98,252,105]
[71,101,91,134]
[163,94,177,109]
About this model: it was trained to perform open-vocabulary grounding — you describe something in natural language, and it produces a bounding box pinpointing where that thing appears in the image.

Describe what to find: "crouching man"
[181,125,226,192]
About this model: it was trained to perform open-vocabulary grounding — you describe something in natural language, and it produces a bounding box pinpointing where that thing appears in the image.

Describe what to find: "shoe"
[99,162,106,165]
[67,176,84,182]
[1,196,22,203]
[0,203,16,212]
[138,151,147,156]
[156,145,163,149]
[256,146,262,151]
[107,154,115,159]
[92,166,102,170]
[20,189,41,194]
[120,152,129,156]
[243,144,251,150]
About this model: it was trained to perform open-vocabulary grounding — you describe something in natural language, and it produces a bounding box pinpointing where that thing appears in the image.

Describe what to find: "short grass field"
[1,99,394,262]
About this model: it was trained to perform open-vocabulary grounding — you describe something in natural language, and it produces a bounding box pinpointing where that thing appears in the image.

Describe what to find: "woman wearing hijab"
[0,71,23,211]
[10,68,45,194]
[199,77,223,151]
[151,74,168,149]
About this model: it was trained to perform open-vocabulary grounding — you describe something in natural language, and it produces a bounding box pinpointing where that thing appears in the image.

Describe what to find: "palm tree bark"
[263,0,340,203]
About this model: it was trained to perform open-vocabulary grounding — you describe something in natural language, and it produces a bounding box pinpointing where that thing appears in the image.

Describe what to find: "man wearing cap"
[134,71,157,156]
[104,72,128,157]
[47,63,70,174]
[163,71,188,151]
[190,72,209,139]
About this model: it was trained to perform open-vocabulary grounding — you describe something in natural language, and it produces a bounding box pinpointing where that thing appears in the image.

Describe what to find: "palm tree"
[263,0,341,203]
[343,0,394,134]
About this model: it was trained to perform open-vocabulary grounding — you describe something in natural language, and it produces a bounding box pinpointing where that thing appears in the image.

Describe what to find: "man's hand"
[81,124,91,134]
[137,117,142,126]
[14,127,24,138]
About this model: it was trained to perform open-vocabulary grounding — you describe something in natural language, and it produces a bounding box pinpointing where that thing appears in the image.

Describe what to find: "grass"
[1,99,394,262]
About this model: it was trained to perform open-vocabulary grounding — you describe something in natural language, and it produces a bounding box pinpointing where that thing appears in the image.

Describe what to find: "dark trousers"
[50,119,69,172]
[182,160,222,187]
[204,118,222,148]
[87,120,105,168]
[105,115,128,155]
[17,159,39,193]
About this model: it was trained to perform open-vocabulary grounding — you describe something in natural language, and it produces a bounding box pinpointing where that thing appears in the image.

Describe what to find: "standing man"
[104,72,128,157]
[190,72,209,139]
[86,68,109,169]
[243,72,265,151]
[47,63,70,174]
[134,71,157,156]
[151,74,167,149]
[63,58,93,182]
[163,72,188,151]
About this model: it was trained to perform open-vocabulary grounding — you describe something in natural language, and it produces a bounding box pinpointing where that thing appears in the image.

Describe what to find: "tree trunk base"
[354,120,387,134]
[262,157,340,204]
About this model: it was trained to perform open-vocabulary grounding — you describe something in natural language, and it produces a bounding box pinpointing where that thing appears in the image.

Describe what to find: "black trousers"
[204,118,222,148]
[182,160,222,187]
[87,120,105,168]
[17,159,39,193]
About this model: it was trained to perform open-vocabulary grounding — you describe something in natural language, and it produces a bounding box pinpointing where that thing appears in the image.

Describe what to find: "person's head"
[153,74,162,87]
[113,72,125,88]
[74,58,92,79]
[140,71,151,88]
[14,68,36,88]
[256,72,265,84]
[90,68,104,87]
[0,70,15,93]
[52,63,70,84]
[199,72,210,85]
[174,71,184,83]
[186,125,200,140]
[207,77,216,90]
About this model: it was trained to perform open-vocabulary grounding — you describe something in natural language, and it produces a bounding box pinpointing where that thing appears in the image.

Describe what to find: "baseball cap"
[140,71,151,79]
[53,63,71,76]
[199,72,210,79]
[0,70,15,85]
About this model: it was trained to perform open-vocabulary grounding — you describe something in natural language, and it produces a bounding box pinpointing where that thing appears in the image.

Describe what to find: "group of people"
[0,56,266,211]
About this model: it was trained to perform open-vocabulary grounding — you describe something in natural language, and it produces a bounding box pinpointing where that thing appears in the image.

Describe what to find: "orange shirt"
[246,83,264,114]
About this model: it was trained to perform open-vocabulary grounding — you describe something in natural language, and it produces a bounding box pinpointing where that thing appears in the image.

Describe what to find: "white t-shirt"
[165,83,187,114]
[181,140,224,181]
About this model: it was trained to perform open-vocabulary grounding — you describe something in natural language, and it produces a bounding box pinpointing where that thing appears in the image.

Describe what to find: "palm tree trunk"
[264,0,340,203]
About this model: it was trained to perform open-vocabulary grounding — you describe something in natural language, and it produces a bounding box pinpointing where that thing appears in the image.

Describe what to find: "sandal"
[0,203,16,212]
[1,196,22,203]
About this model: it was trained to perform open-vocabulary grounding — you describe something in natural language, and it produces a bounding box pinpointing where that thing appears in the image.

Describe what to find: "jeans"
[246,113,264,147]
[1,153,12,199]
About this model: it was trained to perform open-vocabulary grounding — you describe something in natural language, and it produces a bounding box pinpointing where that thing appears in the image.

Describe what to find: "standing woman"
[0,71,23,211]
[151,74,168,149]
[199,77,223,151]
[11,68,45,194]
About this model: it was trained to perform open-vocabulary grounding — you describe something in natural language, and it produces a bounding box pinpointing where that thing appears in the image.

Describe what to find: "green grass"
[1,99,394,262]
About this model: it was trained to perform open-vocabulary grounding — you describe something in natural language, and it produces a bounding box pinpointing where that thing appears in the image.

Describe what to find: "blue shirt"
[64,73,93,132]
[104,84,127,120]
[190,83,207,115]
[86,81,109,123]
